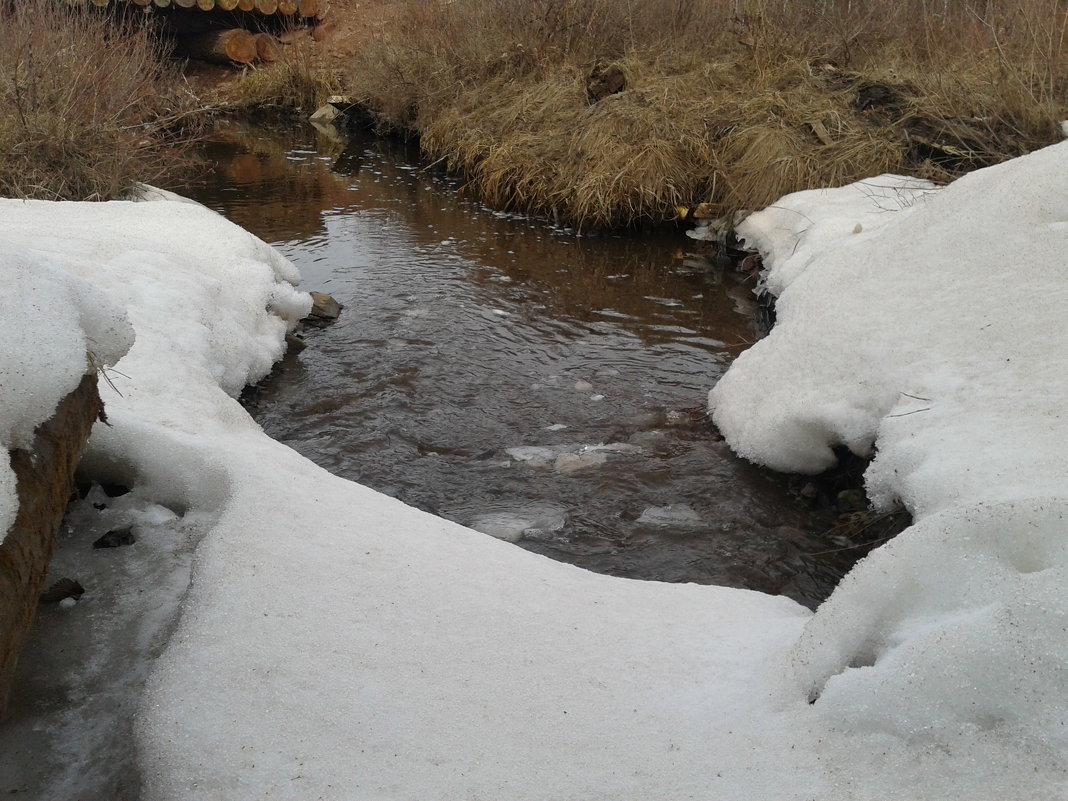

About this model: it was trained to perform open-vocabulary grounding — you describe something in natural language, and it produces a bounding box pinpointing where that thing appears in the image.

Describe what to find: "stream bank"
[213,0,1068,229]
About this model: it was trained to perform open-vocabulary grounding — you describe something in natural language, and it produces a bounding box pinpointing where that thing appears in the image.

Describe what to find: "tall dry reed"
[348,0,1068,227]
[0,0,196,201]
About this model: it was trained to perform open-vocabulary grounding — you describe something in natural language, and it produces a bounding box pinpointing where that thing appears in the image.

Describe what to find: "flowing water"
[185,121,856,608]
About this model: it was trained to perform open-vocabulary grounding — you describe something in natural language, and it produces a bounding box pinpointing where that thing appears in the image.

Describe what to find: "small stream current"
[186,121,855,608]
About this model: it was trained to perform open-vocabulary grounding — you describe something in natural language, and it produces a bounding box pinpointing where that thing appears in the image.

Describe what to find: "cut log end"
[254,33,281,63]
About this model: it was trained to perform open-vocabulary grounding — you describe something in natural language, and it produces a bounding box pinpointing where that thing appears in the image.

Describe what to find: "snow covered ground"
[2,139,1067,800]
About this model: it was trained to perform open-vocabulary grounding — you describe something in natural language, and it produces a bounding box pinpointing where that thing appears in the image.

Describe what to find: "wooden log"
[297,0,322,17]
[237,0,255,10]
[254,32,281,63]
[176,28,258,64]
[173,0,196,9]
[277,0,296,14]
[0,374,101,717]
[152,0,172,7]
[216,0,240,10]
[196,0,214,10]
[254,0,277,14]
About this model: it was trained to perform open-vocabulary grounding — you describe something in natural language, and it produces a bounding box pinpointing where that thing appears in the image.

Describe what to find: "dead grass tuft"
[347,0,1068,227]
[0,0,199,201]
[224,46,343,114]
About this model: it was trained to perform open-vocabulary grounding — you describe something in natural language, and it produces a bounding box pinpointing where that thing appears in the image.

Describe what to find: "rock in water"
[301,291,342,328]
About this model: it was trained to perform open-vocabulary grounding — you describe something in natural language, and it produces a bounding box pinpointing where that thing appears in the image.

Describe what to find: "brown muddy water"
[185,121,862,609]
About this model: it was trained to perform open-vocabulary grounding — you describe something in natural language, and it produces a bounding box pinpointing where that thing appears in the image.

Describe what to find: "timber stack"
[64,0,328,65]
[68,0,326,16]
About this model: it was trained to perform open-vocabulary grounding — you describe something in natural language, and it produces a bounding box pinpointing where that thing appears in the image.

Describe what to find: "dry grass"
[224,46,343,115]
[347,0,1068,227]
[0,0,199,201]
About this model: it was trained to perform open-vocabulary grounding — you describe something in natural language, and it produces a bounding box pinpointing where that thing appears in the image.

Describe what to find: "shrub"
[0,0,197,201]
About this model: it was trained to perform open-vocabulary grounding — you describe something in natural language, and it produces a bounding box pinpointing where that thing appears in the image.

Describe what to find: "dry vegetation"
[0,0,197,201]
[224,47,344,114]
[345,0,1068,227]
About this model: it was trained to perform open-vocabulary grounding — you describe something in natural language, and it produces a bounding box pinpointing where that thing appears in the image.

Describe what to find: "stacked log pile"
[75,0,325,16]
[68,0,328,65]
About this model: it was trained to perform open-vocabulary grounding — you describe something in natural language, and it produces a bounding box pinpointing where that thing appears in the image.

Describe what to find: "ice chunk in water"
[506,446,568,467]
[637,504,703,527]
[554,451,608,473]
[467,503,568,542]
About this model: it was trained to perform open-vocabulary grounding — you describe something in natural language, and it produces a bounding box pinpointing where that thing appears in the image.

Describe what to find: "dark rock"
[309,291,341,319]
[100,483,131,498]
[285,332,308,353]
[39,578,85,604]
[92,528,136,549]
[301,291,342,328]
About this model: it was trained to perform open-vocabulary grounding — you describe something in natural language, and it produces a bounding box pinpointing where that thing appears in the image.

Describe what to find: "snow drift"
[2,139,1068,800]
[711,142,1068,797]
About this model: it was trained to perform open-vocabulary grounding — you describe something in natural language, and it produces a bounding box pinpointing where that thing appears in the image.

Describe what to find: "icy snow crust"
[3,140,1067,800]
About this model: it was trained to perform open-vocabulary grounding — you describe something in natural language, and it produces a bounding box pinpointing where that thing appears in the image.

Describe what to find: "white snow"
[0,251,132,540]
[711,140,1068,796]
[3,139,1068,800]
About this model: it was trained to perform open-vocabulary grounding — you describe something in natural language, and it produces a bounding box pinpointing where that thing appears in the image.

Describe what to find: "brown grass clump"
[0,0,198,201]
[346,0,1068,227]
[223,47,344,115]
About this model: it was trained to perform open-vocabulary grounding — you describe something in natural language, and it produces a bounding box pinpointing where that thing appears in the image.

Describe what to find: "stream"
[0,120,888,801]
[186,120,858,609]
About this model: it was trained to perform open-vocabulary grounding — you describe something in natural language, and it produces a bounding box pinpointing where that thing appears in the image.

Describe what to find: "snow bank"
[2,194,813,800]
[0,197,310,514]
[5,138,1067,800]
[712,141,1068,796]
[0,251,132,540]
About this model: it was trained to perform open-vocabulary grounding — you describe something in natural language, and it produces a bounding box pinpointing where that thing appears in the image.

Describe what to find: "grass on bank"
[346,0,1068,227]
[224,48,344,115]
[0,0,196,201]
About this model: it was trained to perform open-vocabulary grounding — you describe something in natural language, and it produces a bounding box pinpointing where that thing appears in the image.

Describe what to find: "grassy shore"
[340,0,1068,228]
[0,0,196,201]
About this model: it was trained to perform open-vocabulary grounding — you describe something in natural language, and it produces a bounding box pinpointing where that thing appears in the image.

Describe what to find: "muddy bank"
[0,374,101,716]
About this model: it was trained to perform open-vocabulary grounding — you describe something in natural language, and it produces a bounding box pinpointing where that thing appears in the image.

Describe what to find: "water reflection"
[183,121,849,608]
